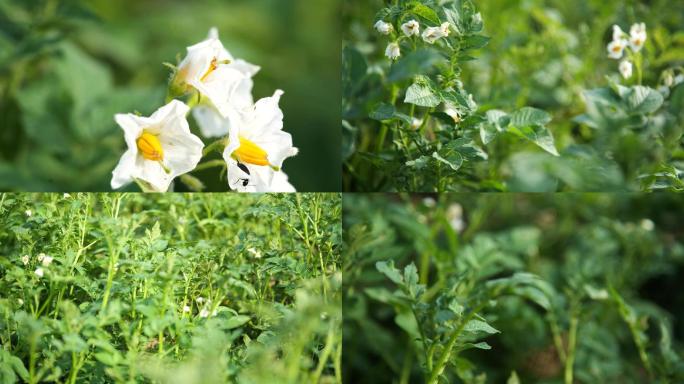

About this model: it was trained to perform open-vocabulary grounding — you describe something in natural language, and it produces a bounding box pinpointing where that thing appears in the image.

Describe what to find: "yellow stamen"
[235,137,269,166]
[200,58,218,82]
[137,132,164,161]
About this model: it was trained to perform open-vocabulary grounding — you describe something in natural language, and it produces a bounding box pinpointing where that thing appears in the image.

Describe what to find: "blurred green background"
[0,0,341,191]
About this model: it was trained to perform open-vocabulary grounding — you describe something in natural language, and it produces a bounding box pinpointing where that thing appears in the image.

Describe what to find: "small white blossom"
[410,118,423,130]
[439,22,451,37]
[196,297,205,304]
[41,255,53,267]
[401,20,420,37]
[25,210,32,217]
[619,60,633,79]
[629,22,646,52]
[446,203,465,233]
[612,25,626,41]
[18,299,23,306]
[21,255,29,265]
[640,219,655,231]
[247,247,262,259]
[63,193,71,199]
[37,253,46,262]
[199,308,210,318]
[111,100,204,192]
[374,20,393,35]
[34,268,44,278]
[674,74,684,86]
[422,197,436,208]
[183,305,191,313]
[607,39,627,59]
[385,42,401,60]
[422,24,449,44]
[472,13,483,25]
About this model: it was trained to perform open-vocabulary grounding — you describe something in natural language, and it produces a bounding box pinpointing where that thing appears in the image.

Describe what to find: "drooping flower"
[385,42,401,60]
[35,268,44,278]
[619,60,633,79]
[25,210,31,217]
[41,255,54,267]
[374,20,393,35]
[183,305,191,313]
[401,20,420,37]
[21,255,29,265]
[222,90,298,192]
[186,28,261,138]
[196,297,205,304]
[629,22,647,52]
[111,100,204,192]
[199,308,210,318]
[607,39,627,59]
[422,23,450,44]
[612,25,626,41]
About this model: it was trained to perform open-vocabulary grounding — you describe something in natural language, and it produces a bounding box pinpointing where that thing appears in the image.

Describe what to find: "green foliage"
[0,193,341,383]
[343,193,684,383]
[343,0,684,191]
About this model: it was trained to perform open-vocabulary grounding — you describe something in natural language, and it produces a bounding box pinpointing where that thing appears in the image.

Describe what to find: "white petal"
[111,149,137,189]
[193,105,230,138]
[241,90,284,139]
[190,67,248,118]
[270,171,296,192]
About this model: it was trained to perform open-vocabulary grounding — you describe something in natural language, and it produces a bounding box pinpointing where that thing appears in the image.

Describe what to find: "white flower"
[607,39,627,59]
[410,118,423,130]
[25,210,31,217]
[63,193,71,198]
[675,74,684,86]
[472,12,482,25]
[247,247,262,259]
[612,25,626,41]
[41,255,53,266]
[183,305,191,313]
[385,42,401,60]
[37,253,46,262]
[422,197,436,207]
[445,106,462,123]
[619,60,633,79]
[188,28,261,138]
[34,268,44,278]
[196,297,205,304]
[374,20,393,35]
[422,23,450,44]
[629,22,646,52]
[21,255,29,265]
[199,308,210,318]
[223,90,298,192]
[440,22,451,37]
[401,20,420,37]
[111,100,204,192]
[640,219,655,231]
[446,203,465,233]
[17,299,23,306]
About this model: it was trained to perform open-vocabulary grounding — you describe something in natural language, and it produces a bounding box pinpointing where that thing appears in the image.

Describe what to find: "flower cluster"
[374,16,468,60]
[607,23,647,80]
[111,28,298,192]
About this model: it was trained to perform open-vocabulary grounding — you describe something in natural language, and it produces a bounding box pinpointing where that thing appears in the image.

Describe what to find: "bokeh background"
[0,0,341,191]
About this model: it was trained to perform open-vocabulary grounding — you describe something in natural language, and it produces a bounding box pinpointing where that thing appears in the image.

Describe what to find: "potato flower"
[385,42,401,60]
[401,20,420,37]
[111,100,204,192]
[186,28,261,138]
[222,90,298,192]
[422,22,450,44]
[629,22,646,52]
[607,39,627,59]
[619,60,633,79]
[374,20,393,35]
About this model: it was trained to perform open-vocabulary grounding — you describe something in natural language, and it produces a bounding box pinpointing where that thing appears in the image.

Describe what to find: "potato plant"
[0,193,341,383]
[343,193,684,383]
[342,0,684,192]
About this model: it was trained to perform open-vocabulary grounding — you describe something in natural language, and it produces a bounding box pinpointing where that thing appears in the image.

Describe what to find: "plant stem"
[426,307,481,384]
[564,314,578,384]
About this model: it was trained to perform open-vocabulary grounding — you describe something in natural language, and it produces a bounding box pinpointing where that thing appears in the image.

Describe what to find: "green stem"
[564,314,578,384]
[192,159,226,172]
[202,137,229,157]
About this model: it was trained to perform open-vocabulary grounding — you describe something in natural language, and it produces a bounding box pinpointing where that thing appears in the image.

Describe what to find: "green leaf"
[7,356,28,382]
[405,81,441,107]
[507,124,560,156]
[405,155,431,169]
[464,319,500,334]
[509,107,552,127]
[376,261,404,284]
[369,103,396,121]
[224,315,251,329]
[409,3,440,24]
[622,86,664,114]
[388,49,444,83]
[432,151,463,171]
[480,109,508,144]
[507,371,521,384]
[463,35,490,50]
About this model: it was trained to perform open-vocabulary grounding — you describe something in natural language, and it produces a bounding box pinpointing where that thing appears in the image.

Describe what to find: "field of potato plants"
[0,193,341,383]
[343,193,684,383]
[342,0,684,191]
